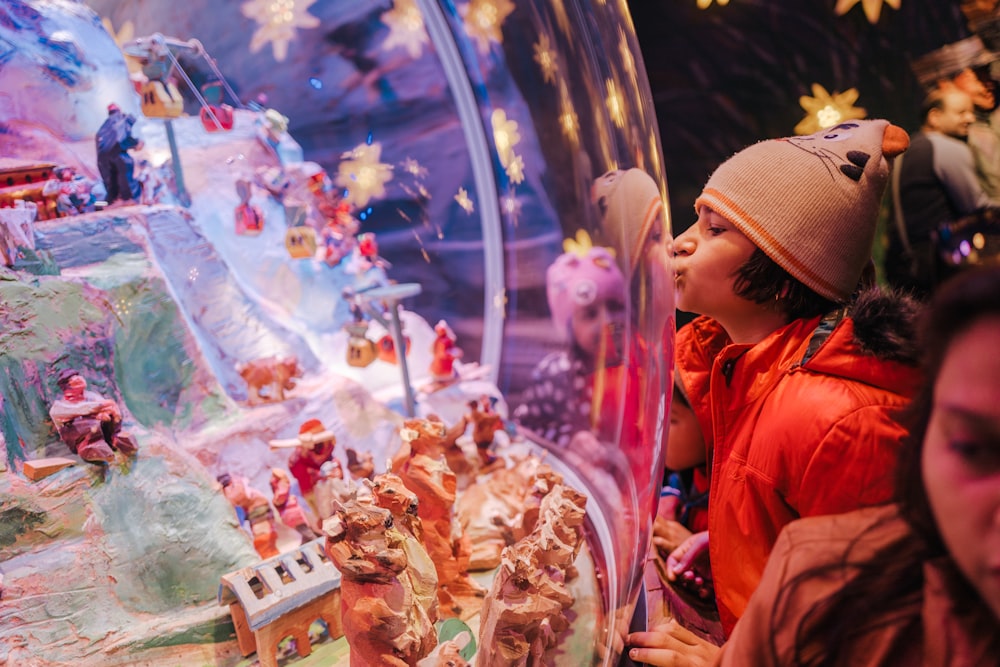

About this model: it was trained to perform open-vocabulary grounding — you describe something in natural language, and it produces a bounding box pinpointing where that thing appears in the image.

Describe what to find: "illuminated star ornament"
[241,0,320,62]
[795,83,867,135]
[491,109,522,173]
[381,0,429,59]
[455,187,475,214]
[401,157,428,179]
[559,81,580,145]
[533,33,559,84]
[461,0,516,55]
[834,0,901,24]
[605,79,626,129]
[697,0,730,8]
[335,142,394,209]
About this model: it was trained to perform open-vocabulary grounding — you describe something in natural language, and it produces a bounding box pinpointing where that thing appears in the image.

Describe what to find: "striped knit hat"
[591,168,664,277]
[695,119,909,302]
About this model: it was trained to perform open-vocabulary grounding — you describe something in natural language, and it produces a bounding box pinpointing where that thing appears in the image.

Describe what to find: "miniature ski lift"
[352,282,423,416]
[123,33,246,206]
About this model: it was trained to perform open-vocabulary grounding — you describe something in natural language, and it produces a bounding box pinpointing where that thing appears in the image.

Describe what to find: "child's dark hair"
[733,248,838,321]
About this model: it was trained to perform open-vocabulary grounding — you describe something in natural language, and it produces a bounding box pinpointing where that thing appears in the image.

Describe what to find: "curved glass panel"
[3,0,673,664]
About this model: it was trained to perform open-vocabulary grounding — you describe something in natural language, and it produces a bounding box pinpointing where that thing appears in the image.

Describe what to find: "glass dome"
[1,0,673,664]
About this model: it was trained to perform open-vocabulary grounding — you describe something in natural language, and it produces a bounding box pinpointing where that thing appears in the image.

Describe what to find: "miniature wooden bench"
[218,538,343,667]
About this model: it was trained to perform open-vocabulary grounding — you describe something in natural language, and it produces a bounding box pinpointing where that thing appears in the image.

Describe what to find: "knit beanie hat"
[695,119,909,302]
[546,245,625,341]
[591,168,664,277]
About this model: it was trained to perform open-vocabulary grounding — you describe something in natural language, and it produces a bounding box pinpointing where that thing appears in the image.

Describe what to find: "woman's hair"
[732,248,838,322]
[776,265,1000,667]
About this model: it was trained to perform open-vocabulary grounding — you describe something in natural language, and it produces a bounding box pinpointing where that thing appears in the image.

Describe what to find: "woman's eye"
[949,440,1000,471]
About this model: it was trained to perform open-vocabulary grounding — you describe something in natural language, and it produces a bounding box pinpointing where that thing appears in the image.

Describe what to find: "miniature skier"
[95,103,143,205]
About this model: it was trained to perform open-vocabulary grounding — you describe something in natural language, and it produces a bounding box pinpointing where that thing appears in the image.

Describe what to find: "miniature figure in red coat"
[286,419,337,516]
[48,369,138,464]
[270,468,318,545]
[429,320,463,381]
[234,178,263,235]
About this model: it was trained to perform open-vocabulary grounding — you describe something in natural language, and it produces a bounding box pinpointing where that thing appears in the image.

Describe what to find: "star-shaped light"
[833,0,901,24]
[241,0,320,62]
[401,157,428,179]
[461,0,516,55]
[500,193,522,225]
[533,33,559,84]
[558,81,580,145]
[381,0,429,59]
[795,83,867,135]
[335,142,394,209]
[102,18,140,74]
[605,78,626,129]
[551,0,572,38]
[697,0,730,7]
[493,288,508,319]
[491,109,522,170]
[505,154,525,185]
[455,187,475,214]
[618,31,636,81]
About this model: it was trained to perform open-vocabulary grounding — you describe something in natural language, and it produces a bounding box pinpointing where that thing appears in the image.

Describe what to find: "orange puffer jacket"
[675,288,922,636]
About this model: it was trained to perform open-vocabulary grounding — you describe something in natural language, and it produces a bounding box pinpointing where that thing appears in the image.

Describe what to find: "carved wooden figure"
[394,420,486,618]
[324,499,438,666]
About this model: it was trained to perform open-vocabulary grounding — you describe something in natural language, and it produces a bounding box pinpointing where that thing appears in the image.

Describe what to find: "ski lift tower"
[123,33,245,207]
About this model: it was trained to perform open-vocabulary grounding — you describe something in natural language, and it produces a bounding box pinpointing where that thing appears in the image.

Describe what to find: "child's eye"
[707,226,725,236]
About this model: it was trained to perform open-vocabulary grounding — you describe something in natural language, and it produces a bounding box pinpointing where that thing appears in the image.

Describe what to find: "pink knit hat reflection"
[546,246,625,341]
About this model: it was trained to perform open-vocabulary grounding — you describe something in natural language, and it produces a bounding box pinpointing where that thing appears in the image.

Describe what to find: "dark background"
[629,0,972,237]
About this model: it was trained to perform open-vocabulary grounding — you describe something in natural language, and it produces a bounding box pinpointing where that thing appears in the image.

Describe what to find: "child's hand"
[652,516,693,556]
[627,618,720,667]
[666,530,713,600]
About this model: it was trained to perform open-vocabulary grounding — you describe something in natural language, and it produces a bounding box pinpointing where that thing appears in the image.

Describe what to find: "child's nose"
[673,228,695,257]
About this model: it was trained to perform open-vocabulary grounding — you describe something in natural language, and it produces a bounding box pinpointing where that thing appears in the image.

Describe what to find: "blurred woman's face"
[923,316,1000,621]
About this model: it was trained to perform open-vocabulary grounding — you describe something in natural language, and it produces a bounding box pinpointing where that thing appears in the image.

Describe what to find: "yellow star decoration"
[505,154,525,185]
[795,83,867,135]
[334,142,394,209]
[491,109,522,170]
[559,81,580,145]
[241,0,320,62]
[697,0,730,8]
[493,288,508,319]
[381,0,429,59]
[102,18,141,74]
[455,187,475,214]
[606,78,626,129]
[402,157,427,179]
[533,33,559,84]
[834,0,901,24]
[550,0,572,38]
[461,0,516,55]
[619,31,636,82]
[501,194,522,225]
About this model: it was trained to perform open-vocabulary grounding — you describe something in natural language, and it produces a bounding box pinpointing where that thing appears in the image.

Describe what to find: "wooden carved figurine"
[395,420,486,619]
[236,355,302,404]
[323,498,437,666]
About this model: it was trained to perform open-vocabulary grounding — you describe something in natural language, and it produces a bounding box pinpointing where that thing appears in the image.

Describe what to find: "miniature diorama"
[0,1,670,665]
